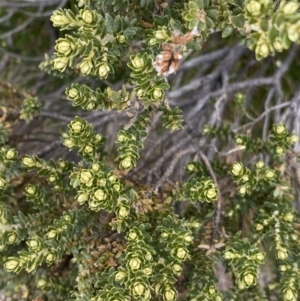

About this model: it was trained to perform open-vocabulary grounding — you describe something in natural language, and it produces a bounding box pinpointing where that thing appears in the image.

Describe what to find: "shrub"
[1,0,300,300]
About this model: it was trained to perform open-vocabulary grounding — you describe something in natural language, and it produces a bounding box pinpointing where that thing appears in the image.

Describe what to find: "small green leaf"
[222,25,234,38]
[231,15,245,28]
[105,13,114,33]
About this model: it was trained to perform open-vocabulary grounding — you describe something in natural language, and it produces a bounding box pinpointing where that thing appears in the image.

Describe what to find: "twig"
[233,102,290,133]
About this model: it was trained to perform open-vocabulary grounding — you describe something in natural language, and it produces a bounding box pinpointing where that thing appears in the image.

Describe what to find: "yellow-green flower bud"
[132,57,144,69]
[0,177,6,188]
[155,29,169,40]
[133,283,145,296]
[68,88,79,99]
[206,188,217,200]
[183,234,193,243]
[37,279,47,288]
[208,286,216,295]
[98,179,106,187]
[246,1,262,16]
[94,189,106,201]
[128,231,137,240]
[82,10,93,24]
[191,221,200,229]
[288,134,298,144]
[79,60,93,76]
[95,134,102,142]
[121,157,132,169]
[84,145,94,154]
[145,252,152,261]
[243,273,255,287]
[98,64,110,78]
[264,169,275,179]
[153,88,163,99]
[276,248,288,260]
[27,238,41,250]
[117,134,127,142]
[92,163,100,172]
[143,267,152,275]
[161,232,169,238]
[284,213,294,222]
[263,219,269,225]
[172,263,182,275]
[287,25,299,42]
[117,35,126,43]
[255,160,264,169]
[129,258,141,270]
[22,157,35,167]
[231,162,243,176]
[224,251,235,260]
[176,247,187,260]
[235,137,244,145]
[239,185,247,195]
[274,124,286,135]
[53,56,68,72]
[256,43,270,58]
[64,139,75,148]
[48,175,56,183]
[275,146,284,154]
[56,40,73,55]
[80,171,93,184]
[273,38,284,52]
[241,175,249,182]
[149,38,156,45]
[254,252,265,262]
[291,234,298,240]
[51,13,70,27]
[115,271,127,281]
[4,258,19,272]
[136,89,145,98]
[47,230,57,239]
[187,163,195,171]
[6,149,17,160]
[46,252,55,264]
[108,176,117,183]
[7,232,16,244]
[164,287,177,301]
[78,193,89,205]
[255,223,263,231]
[279,265,287,272]
[113,184,120,191]
[282,2,299,14]
[118,206,129,218]
[284,288,296,301]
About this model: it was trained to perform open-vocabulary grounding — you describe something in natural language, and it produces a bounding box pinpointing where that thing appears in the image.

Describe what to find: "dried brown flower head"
[153,27,199,76]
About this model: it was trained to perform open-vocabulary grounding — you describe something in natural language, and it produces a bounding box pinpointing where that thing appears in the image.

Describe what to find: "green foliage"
[2,0,300,301]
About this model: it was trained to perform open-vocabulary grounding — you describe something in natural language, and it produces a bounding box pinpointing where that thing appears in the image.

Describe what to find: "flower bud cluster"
[66,83,129,111]
[182,0,218,32]
[20,96,41,122]
[63,116,104,160]
[72,163,123,212]
[116,111,149,170]
[128,53,169,106]
[51,8,119,78]
[269,124,298,156]
[245,0,300,59]
[230,161,277,196]
[183,177,218,203]
[223,238,265,288]
[152,215,195,300]
[22,156,72,192]
[161,107,184,132]
[112,225,154,300]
